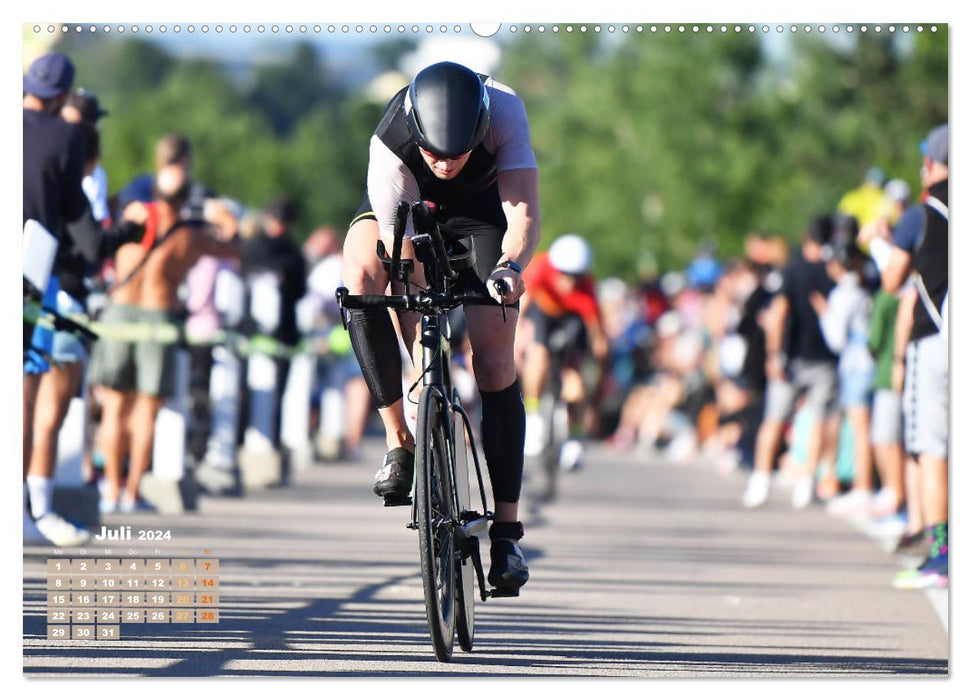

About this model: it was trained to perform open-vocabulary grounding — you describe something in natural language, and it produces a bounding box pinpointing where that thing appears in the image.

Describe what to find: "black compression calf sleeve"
[480,379,526,504]
[346,307,403,409]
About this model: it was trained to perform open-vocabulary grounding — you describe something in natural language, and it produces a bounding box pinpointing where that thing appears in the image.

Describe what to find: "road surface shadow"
[23,569,947,677]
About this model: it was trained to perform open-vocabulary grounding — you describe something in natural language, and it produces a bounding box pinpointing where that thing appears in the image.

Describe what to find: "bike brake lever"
[491,280,508,323]
[335,288,349,330]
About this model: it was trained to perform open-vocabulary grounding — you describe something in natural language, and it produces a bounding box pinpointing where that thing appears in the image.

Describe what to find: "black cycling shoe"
[373,448,414,506]
[488,521,529,594]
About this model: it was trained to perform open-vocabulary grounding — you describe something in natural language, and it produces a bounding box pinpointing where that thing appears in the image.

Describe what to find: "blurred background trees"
[46,26,947,279]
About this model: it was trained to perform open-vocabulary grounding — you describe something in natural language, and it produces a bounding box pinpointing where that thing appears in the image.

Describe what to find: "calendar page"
[19,10,952,686]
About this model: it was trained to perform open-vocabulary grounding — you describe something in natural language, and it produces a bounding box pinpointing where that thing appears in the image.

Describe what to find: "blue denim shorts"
[838,367,874,408]
[50,291,88,364]
[24,276,59,375]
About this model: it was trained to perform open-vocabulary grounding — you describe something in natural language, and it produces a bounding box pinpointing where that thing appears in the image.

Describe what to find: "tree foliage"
[50,30,946,278]
[498,29,946,278]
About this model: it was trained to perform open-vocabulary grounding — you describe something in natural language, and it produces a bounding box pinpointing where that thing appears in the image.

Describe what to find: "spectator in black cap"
[23,53,143,546]
[61,88,110,223]
[23,51,89,545]
[742,214,840,510]
[61,87,109,125]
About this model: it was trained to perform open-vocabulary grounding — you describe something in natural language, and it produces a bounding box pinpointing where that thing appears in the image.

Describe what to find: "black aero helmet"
[405,61,490,159]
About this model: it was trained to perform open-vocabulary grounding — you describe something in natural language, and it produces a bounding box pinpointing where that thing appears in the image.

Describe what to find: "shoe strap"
[490,521,524,541]
[384,447,413,467]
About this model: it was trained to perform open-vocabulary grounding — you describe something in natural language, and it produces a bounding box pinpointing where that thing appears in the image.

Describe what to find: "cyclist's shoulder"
[482,75,520,98]
[482,76,529,117]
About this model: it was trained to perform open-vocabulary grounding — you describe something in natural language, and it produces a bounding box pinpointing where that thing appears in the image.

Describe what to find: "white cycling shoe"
[523,413,546,457]
[558,439,584,471]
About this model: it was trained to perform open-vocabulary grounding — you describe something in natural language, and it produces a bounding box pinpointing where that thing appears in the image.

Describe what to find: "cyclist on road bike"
[519,234,609,470]
[341,62,541,594]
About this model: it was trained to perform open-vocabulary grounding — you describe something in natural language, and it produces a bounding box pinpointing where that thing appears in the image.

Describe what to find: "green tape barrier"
[327,326,352,356]
[25,298,354,361]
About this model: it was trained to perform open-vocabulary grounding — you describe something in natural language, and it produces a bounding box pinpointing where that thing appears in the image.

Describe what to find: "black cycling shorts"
[524,305,589,357]
[352,183,518,309]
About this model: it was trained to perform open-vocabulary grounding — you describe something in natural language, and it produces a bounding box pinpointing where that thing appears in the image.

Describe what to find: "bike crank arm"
[454,513,519,599]
[455,514,489,602]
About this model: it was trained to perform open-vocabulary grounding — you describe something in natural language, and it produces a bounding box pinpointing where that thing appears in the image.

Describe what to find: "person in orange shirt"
[519,234,609,470]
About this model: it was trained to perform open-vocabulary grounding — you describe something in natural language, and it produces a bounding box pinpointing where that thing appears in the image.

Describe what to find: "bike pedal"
[488,588,521,598]
[382,495,412,507]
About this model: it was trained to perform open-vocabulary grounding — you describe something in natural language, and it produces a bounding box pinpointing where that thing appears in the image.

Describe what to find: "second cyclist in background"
[519,234,608,471]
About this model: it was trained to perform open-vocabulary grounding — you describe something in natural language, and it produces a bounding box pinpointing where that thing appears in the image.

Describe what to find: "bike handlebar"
[337,288,506,315]
[339,200,514,320]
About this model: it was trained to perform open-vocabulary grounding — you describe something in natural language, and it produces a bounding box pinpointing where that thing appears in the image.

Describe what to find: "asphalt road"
[22,440,948,678]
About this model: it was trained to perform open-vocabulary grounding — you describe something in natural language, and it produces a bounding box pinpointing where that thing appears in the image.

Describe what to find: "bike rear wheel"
[416,387,456,662]
[538,392,562,502]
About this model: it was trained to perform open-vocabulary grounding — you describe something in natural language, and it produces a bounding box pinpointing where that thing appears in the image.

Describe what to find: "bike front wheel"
[416,386,457,662]
[452,407,477,652]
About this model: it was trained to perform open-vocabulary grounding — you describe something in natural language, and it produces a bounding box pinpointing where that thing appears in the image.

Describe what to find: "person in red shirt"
[519,234,608,468]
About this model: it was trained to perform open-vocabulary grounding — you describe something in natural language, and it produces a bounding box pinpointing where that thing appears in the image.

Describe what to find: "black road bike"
[533,325,570,503]
[336,201,516,662]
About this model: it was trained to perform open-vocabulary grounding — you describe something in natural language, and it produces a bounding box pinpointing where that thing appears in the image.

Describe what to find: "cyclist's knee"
[471,351,516,392]
[343,220,387,294]
[561,368,585,403]
[524,342,550,370]
[342,260,388,295]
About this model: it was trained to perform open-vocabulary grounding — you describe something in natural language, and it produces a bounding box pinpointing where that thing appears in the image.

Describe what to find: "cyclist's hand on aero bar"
[487,265,524,305]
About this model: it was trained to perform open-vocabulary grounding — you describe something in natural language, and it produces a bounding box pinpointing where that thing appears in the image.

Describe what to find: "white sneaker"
[826,488,871,517]
[559,439,584,471]
[665,431,697,464]
[34,513,92,547]
[869,487,900,518]
[524,413,546,457]
[791,476,814,510]
[742,471,771,508]
[24,509,47,546]
[715,448,742,477]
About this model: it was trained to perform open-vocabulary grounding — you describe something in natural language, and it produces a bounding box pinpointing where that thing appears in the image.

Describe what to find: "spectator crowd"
[23,50,948,591]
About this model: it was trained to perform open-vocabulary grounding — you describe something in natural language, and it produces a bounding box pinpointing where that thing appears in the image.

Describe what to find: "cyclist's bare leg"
[466,304,521,523]
[561,365,587,432]
[520,340,549,409]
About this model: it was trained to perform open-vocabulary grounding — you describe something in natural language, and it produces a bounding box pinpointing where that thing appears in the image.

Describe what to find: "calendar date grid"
[45,557,220,641]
